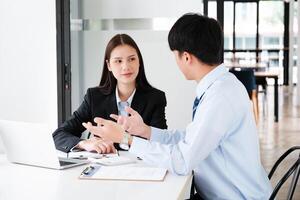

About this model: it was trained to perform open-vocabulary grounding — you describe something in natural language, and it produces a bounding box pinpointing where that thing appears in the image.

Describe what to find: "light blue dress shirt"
[116,88,135,150]
[116,87,136,116]
[129,64,273,199]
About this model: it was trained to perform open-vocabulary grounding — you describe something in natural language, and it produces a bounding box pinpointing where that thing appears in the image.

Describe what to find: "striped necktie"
[192,93,205,121]
[192,97,200,121]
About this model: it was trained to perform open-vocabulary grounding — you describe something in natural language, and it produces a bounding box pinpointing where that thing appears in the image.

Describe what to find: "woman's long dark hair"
[99,34,153,95]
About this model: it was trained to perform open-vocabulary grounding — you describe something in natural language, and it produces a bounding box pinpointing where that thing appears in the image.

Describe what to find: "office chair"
[229,69,259,123]
[268,146,300,200]
[256,76,268,116]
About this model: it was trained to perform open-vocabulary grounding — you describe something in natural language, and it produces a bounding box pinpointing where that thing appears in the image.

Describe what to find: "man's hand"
[110,106,151,140]
[77,137,116,154]
[82,119,124,143]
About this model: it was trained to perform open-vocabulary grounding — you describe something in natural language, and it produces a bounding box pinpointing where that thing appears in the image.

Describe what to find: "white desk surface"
[0,152,192,200]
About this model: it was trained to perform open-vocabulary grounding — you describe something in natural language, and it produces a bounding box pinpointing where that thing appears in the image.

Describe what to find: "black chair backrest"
[229,69,256,99]
[268,146,300,200]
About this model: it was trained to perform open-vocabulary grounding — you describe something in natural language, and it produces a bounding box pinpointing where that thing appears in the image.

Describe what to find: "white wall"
[71,0,202,130]
[0,0,58,152]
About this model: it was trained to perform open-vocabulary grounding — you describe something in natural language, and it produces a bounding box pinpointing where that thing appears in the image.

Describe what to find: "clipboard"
[79,165,167,182]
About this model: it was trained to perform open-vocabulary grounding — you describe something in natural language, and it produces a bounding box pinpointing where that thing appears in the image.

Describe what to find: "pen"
[82,166,95,175]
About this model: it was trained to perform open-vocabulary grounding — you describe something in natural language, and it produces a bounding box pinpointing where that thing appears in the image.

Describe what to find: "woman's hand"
[110,106,151,139]
[77,137,116,154]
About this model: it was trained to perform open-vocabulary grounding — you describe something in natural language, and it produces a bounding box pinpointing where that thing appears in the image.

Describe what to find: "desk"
[254,71,279,122]
[0,152,192,200]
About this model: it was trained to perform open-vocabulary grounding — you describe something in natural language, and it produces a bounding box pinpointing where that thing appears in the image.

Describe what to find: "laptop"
[0,120,88,169]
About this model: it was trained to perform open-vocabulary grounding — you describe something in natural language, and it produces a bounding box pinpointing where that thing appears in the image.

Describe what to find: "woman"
[53,34,167,153]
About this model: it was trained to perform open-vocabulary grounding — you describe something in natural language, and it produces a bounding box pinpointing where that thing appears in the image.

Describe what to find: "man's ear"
[183,52,192,64]
[106,60,112,71]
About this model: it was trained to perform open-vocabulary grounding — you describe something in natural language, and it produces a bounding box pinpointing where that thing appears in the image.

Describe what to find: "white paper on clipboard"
[88,156,136,166]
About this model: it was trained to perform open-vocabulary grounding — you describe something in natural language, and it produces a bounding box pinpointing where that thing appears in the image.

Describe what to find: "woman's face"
[107,44,140,87]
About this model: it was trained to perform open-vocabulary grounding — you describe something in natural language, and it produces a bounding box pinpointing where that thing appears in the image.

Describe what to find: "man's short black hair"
[168,13,223,65]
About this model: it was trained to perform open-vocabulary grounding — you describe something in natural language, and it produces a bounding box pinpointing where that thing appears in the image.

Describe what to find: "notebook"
[79,165,167,181]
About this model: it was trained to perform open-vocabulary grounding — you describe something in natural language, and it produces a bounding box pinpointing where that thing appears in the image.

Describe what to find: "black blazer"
[53,87,167,152]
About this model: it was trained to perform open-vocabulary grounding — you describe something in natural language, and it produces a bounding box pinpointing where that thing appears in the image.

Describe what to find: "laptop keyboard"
[59,160,76,166]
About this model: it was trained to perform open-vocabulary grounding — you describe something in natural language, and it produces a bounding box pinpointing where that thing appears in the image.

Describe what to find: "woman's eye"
[129,57,136,62]
[114,60,122,64]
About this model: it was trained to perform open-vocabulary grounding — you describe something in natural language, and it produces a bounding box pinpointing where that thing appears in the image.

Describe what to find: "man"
[83,13,273,199]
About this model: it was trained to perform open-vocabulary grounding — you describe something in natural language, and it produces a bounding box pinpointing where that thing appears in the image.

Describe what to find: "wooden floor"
[258,85,300,199]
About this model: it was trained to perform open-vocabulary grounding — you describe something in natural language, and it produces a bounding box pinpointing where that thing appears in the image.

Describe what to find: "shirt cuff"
[129,136,149,157]
[150,127,166,142]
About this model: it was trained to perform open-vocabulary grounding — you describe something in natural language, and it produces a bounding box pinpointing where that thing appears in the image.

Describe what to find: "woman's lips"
[122,73,133,77]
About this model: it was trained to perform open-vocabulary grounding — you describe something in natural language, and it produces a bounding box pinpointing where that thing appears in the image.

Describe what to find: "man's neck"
[195,63,220,83]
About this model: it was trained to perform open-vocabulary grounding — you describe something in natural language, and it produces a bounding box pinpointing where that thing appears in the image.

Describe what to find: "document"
[68,151,118,159]
[79,165,167,181]
[88,156,136,166]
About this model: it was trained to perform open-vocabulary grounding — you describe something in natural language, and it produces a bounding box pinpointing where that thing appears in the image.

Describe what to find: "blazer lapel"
[106,90,118,117]
[131,89,146,115]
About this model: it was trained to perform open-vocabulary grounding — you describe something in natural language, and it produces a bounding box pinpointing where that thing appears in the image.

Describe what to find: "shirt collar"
[115,87,136,106]
[195,63,227,98]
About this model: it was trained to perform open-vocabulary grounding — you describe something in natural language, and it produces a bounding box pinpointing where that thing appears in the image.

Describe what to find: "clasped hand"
[77,137,116,154]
